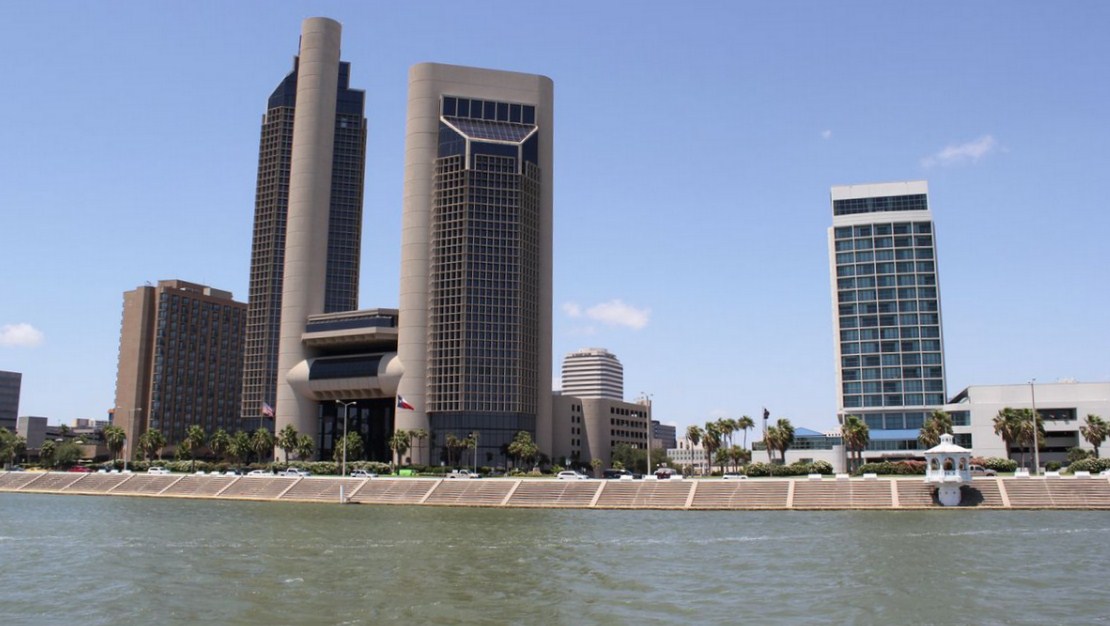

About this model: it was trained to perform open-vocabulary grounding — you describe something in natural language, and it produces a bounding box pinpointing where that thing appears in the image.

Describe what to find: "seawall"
[2,471,1109,510]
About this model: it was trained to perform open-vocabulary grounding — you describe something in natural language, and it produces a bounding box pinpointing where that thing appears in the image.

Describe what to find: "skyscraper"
[114,280,246,452]
[0,370,21,432]
[240,17,366,427]
[829,181,947,444]
[397,63,554,465]
[561,348,624,400]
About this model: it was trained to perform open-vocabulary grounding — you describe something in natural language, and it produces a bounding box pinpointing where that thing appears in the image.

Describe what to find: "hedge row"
[1066,457,1110,473]
[858,461,926,475]
[742,461,834,477]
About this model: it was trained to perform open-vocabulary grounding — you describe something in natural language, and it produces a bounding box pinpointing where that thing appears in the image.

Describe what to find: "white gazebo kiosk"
[924,433,972,506]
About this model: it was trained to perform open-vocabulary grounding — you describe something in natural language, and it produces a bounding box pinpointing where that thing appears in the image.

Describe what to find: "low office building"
[552,394,651,469]
[667,437,709,475]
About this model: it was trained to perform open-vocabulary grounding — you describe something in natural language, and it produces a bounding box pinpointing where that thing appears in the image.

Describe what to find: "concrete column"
[275,17,342,443]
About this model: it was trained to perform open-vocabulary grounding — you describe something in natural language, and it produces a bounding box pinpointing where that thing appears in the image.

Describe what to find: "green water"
[1,493,1107,625]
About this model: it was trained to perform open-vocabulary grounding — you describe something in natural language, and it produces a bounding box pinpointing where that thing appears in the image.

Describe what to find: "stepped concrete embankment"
[3,472,1110,510]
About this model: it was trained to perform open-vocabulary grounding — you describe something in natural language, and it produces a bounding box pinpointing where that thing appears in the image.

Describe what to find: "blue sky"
[2,1,1108,435]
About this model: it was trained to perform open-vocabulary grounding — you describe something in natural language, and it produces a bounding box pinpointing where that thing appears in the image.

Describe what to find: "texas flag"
[397,396,415,410]
[261,402,275,418]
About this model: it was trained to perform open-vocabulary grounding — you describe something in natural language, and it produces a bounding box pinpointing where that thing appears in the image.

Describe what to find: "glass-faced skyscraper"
[829,181,947,448]
[240,38,366,426]
[397,63,554,466]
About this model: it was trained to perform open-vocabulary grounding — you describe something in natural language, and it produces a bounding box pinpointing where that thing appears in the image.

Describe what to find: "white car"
[446,469,479,479]
[722,473,748,480]
[281,468,311,477]
[247,469,270,476]
[147,467,171,475]
[556,471,588,480]
[350,469,377,478]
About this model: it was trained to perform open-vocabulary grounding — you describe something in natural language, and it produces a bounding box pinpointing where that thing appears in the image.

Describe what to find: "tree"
[209,428,230,463]
[179,425,208,472]
[841,415,870,473]
[39,440,57,468]
[54,441,82,468]
[703,422,722,474]
[590,457,603,478]
[102,425,126,462]
[410,428,429,464]
[736,415,755,450]
[766,418,795,464]
[728,445,751,471]
[992,408,1020,464]
[389,429,410,470]
[276,424,300,464]
[229,430,253,465]
[251,428,274,465]
[333,431,363,464]
[507,431,538,469]
[296,433,315,461]
[918,410,953,448]
[1080,414,1107,458]
[1013,408,1044,470]
[0,428,25,468]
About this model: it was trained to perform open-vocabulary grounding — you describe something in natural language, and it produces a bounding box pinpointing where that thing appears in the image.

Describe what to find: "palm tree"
[507,431,538,469]
[1080,414,1107,458]
[209,428,230,463]
[767,418,795,464]
[736,415,755,450]
[333,431,363,464]
[918,410,953,448]
[102,425,126,463]
[229,430,252,465]
[685,425,704,474]
[716,418,736,450]
[1014,408,1044,469]
[410,428,429,464]
[276,424,300,463]
[251,428,274,466]
[703,422,722,474]
[841,415,870,473]
[182,425,207,472]
[389,429,410,471]
[295,433,315,461]
[147,429,167,460]
[137,430,156,461]
[993,408,1025,467]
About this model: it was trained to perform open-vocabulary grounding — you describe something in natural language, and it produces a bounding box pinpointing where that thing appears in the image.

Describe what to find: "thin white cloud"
[0,323,44,347]
[821,129,832,140]
[585,299,650,330]
[562,302,582,318]
[921,135,997,168]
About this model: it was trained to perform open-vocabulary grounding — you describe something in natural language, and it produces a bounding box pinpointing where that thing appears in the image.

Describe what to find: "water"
[2,494,1108,625]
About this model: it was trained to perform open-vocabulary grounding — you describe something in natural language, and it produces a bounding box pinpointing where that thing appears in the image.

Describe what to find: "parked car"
[446,469,479,479]
[603,469,633,480]
[722,473,748,480]
[350,469,377,478]
[556,471,588,480]
[247,469,270,476]
[67,466,92,473]
[969,464,997,477]
[147,467,171,475]
[281,468,311,477]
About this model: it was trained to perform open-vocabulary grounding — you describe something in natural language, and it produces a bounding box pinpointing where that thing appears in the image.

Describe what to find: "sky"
[2,1,1109,435]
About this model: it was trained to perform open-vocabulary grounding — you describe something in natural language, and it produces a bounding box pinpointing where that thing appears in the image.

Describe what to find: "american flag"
[261,402,275,418]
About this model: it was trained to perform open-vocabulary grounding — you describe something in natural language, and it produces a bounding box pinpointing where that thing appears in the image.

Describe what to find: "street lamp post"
[1030,379,1040,475]
[641,393,653,477]
[335,400,355,477]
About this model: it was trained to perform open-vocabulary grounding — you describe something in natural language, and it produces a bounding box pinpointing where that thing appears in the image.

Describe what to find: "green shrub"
[742,461,833,477]
[1066,447,1092,463]
[1067,458,1110,474]
[973,457,1018,473]
[1045,461,1062,472]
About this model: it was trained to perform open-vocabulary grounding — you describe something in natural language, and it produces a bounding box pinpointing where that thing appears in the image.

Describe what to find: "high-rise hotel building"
[829,181,947,444]
[114,280,246,452]
[397,63,554,465]
[240,19,366,426]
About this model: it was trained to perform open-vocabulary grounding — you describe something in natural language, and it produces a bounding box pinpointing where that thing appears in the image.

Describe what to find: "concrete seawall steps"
[5,472,1110,510]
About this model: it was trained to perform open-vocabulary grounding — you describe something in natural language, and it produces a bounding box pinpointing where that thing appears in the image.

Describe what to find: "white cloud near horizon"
[921,135,997,168]
[562,299,651,330]
[821,129,832,140]
[0,323,44,347]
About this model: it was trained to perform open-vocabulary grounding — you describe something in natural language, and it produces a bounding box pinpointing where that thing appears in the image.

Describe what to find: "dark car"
[603,469,633,480]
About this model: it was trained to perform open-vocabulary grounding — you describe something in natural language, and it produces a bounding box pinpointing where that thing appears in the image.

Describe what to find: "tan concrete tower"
[398,63,554,465]
[274,18,343,439]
